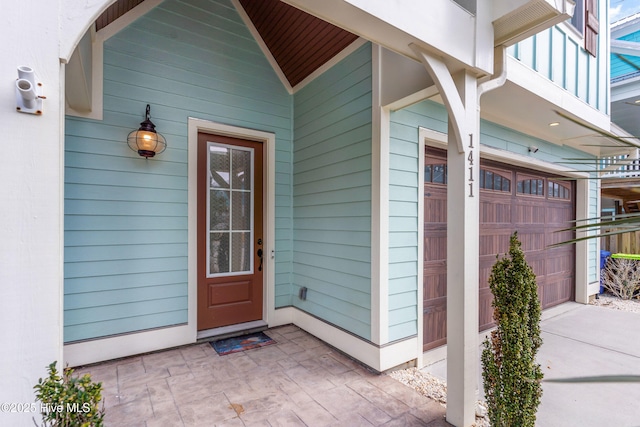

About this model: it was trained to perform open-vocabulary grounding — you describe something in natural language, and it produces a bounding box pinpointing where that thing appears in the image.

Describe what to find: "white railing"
[601,151,640,178]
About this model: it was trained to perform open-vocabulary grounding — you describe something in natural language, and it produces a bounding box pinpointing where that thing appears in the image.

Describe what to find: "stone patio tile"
[178,393,237,427]
[382,413,430,426]
[145,413,185,427]
[215,417,246,426]
[290,399,340,426]
[116,380,150,405]
[168,374,220,406]
[179,343,211,360]
[264,409,306,426]
[284,365,338,393]
[104,395,153,426]
[238,392,292,415]
[146,378,173,405]
[276,341,306,355]
[167,363,192,377]
[245,344,289,365]
[119,367,170,389]
[330,413,375,426]
[424,417,454,426]
[326,368,363,386]
[347,378,411,418]
[150,398,181,419]
[115,357,145,380]
[210,358,239,382]
[375,375,446,423]
[289,344,334,363]
[226,353,260,373]
[276,356,301,370]
[143,349,185,370]
[291,334,324,349]
[263,328,289,343]
[315,352,353,375]
[222,378,260,403]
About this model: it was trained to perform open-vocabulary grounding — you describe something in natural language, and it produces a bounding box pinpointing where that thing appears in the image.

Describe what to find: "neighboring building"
[1,1,630,426]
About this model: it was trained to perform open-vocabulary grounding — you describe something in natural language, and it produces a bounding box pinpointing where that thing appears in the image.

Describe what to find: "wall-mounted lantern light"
[127,104,167,158]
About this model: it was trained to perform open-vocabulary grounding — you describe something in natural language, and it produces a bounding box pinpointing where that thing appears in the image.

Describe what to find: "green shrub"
[481,232,543,427]
[33,361,104,427]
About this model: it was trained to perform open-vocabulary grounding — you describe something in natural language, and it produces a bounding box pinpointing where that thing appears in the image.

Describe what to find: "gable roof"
[95,0,358,87]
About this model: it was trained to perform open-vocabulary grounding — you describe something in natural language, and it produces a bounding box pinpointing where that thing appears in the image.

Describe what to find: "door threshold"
[197,320,268,341]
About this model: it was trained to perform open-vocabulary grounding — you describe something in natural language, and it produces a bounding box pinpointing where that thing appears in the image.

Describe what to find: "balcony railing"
[601,152,640,178]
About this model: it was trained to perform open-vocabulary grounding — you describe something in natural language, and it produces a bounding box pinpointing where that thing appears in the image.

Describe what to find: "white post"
[410,45,481,427]
[445,70,479,427]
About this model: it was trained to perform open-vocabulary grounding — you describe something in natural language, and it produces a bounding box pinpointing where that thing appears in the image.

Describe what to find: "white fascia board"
[611,75,640,102]
[506,55,610,131]
[612,13,640,38]
[611,39,640,57]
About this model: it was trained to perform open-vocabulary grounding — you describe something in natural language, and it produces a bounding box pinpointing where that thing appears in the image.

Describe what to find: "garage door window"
[425,162,447,184]
[517,176,544,196]
[549,181,571,200]
[480,168,511,192]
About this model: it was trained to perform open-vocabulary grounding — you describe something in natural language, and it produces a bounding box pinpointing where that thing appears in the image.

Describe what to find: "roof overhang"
[492,0,576,46]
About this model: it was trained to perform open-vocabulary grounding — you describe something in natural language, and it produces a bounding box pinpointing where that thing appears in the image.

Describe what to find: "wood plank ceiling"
[95,0,359,87]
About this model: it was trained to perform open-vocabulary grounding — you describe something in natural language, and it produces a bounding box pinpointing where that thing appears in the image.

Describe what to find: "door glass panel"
[210,190,229,230]
[209,146,230,188]
[232,232,251,271]
[210,232,230,274]
[232,192,251,230]
[207,142,254,277]
[232,150,251,190]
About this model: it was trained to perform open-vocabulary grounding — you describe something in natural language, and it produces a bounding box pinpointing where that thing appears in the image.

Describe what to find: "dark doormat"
[211,331,276,355]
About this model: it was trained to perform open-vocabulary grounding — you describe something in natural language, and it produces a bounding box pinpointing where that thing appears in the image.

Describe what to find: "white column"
[445,70,479,427]
[410,44,480,427]
[0,3,65,427]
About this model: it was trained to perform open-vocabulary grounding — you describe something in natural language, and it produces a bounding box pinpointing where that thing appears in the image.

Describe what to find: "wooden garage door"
[423,148,575,351]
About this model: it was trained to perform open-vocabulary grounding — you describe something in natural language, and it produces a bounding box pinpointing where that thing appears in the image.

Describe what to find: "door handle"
[257,248,263,271]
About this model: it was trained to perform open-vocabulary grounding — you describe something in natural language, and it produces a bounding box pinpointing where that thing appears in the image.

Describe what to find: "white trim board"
[284,307,418,372]
[65,324,192,367]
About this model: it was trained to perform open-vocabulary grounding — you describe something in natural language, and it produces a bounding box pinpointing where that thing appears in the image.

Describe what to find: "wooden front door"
[197,132,264,330]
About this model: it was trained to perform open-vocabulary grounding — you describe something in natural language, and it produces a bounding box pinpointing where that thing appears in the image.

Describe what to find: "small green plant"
[481,232,543,427]
[33,361,104,427]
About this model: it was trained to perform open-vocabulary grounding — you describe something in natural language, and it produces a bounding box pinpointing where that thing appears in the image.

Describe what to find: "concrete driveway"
[536,303,640,426]
[423,302,640,426]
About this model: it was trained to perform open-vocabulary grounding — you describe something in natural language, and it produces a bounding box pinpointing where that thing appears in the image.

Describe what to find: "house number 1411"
[468,134,474,197]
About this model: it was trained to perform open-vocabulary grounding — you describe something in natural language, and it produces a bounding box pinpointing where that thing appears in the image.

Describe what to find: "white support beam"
[410,43,480,427]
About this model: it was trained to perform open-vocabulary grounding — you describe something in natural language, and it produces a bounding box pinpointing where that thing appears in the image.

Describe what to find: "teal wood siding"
[387,105,446,342]
[391,100,597,336]
[611,30,640,80]
[64,0,293,343]
[509,10,609,113]
[292,43,372,340]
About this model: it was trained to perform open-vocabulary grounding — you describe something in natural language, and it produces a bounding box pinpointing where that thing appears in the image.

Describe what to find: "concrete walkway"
[423,302,640,426]
[77,324,450,426]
